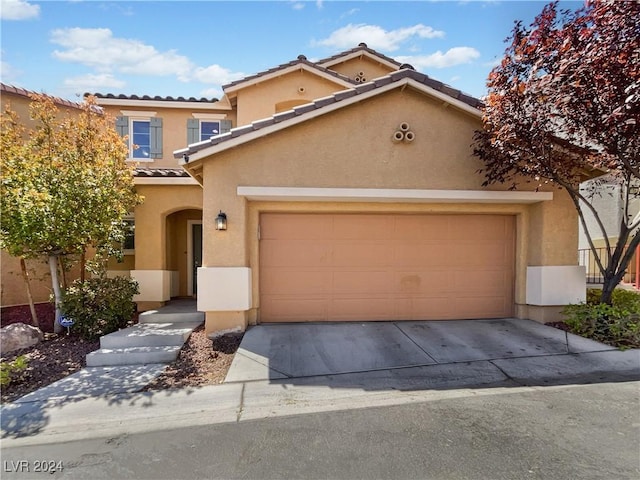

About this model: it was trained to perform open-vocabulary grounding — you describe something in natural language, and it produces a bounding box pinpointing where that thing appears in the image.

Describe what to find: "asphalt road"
[2,381,639,480]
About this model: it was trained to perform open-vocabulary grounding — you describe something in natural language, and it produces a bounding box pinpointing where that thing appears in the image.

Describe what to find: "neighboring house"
[578,176,639,286]
[0,84,85,307]
[3,44,587,336]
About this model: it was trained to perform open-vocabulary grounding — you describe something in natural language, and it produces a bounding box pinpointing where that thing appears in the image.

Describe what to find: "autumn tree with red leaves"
[473,0,639,304]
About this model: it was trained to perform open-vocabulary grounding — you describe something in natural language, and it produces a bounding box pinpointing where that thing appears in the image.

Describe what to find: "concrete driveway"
[225,318,640,388]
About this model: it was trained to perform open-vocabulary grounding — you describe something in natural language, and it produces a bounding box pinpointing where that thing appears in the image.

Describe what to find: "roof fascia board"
[237,186,553,204]
[224,63,353,95]
[135,177,199,185]
[319,50,399,70]
[96,98,230,110]
[175,77,481,163]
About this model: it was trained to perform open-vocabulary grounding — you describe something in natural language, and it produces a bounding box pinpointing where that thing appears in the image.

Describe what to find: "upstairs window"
[187,118,232,144]
[200,121,221,141]
[116,115,163,161]
[131,120,151,159]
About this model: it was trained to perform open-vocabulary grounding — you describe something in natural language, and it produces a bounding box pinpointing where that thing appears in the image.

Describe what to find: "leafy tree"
[1,94,141,332]
[473,0,639,305]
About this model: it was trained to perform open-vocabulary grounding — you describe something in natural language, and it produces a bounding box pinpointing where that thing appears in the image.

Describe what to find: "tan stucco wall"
[197,87,580,333]
[234,71,350,126]
[1,253,52,306]
[527,188,578,266]
[133,185,203,271]
[326,57,396,82]
[107,254,135,272]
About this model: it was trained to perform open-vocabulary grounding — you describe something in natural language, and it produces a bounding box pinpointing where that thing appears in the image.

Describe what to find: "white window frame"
[121,110,157,162]
[129,117,153,162]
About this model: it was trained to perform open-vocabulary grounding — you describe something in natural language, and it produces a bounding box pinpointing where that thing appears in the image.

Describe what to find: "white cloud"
[51,28,193,79]
[483,57,502,68]
[63,73,126,91]
[291,2,304,10]
[49,27,245,91]
[397,47,480,69]
[199,87,224,99]
[340,8,359,19]
[191,64,245,85]
[0,0,40,20]
[1,53,22,83]
[314,23,445,52]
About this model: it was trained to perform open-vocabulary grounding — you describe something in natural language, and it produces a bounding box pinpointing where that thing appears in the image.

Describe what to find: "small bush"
[0,356,29,387]
[563,288,640,349]
[61,276,139,340]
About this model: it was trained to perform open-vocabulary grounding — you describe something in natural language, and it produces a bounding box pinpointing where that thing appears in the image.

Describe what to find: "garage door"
[259,213,515,322]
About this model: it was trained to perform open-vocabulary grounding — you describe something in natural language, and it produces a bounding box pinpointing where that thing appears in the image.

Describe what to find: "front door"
[192,223,203,295]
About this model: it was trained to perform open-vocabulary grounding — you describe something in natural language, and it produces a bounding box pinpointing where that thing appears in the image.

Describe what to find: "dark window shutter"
[220,119,232,134]
[187,118,200,144]
[149,117,163,158]
[115,116,129,137]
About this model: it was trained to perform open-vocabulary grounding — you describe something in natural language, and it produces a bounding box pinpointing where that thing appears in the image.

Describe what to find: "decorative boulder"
[0,323,44,354]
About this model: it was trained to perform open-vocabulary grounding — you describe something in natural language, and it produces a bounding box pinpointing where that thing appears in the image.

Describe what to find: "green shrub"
[0,356,29,387]
[585,288,640,309]
[61,276,139,340]
[563,288,640,349]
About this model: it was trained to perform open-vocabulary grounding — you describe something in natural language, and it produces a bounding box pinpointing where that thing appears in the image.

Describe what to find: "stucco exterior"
[2,44,587,335]
[176,48,583,335]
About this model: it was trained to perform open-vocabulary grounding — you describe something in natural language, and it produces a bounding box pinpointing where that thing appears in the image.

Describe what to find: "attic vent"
[354,71,367,83]
[392,122,416,144]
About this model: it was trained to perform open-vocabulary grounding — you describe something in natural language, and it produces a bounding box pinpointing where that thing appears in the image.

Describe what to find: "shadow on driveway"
[225,318,640,390]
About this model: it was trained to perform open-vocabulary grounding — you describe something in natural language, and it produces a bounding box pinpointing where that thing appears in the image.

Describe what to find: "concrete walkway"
[86,298,203,367]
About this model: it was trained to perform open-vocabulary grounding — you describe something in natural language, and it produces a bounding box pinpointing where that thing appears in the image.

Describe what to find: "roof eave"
[174,76,482,164]
[223,63,354,96]
[318,50,400,70]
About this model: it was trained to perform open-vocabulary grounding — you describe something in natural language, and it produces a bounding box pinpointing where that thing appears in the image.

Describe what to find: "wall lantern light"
[215,211,227,231]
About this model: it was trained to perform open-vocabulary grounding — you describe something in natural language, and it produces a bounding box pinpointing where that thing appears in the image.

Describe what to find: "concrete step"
[99,322,203,349]
[139,310,204,324]
[86,346,182,367]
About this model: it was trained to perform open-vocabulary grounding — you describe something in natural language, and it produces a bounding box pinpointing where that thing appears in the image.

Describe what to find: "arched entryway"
[165,209,203,297]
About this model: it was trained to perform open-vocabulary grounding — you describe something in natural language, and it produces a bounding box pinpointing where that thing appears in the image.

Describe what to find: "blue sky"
[1,0,582,101]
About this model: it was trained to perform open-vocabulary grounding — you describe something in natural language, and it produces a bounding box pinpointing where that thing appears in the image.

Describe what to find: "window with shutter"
[115,115,162,161]
[187,118,232,144]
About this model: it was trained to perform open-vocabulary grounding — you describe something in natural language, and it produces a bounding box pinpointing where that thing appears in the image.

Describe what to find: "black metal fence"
[578,246,637,285]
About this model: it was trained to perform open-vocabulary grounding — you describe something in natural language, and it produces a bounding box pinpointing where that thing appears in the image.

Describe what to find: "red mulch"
[1,333,100,403]
[142,327,243,391]
[545,321,572,332]
[1,302,56,332]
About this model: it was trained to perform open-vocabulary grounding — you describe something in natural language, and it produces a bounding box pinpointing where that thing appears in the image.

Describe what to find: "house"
[578,175,639,286]
[3,44,586,336]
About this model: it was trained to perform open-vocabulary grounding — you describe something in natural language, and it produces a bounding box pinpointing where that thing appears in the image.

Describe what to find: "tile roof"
[176,68,484,159]
[1,83,84,110]
[222,55,355,91]
[134,168,190,177]
[316,42,402,68]
[87,93,218,103]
